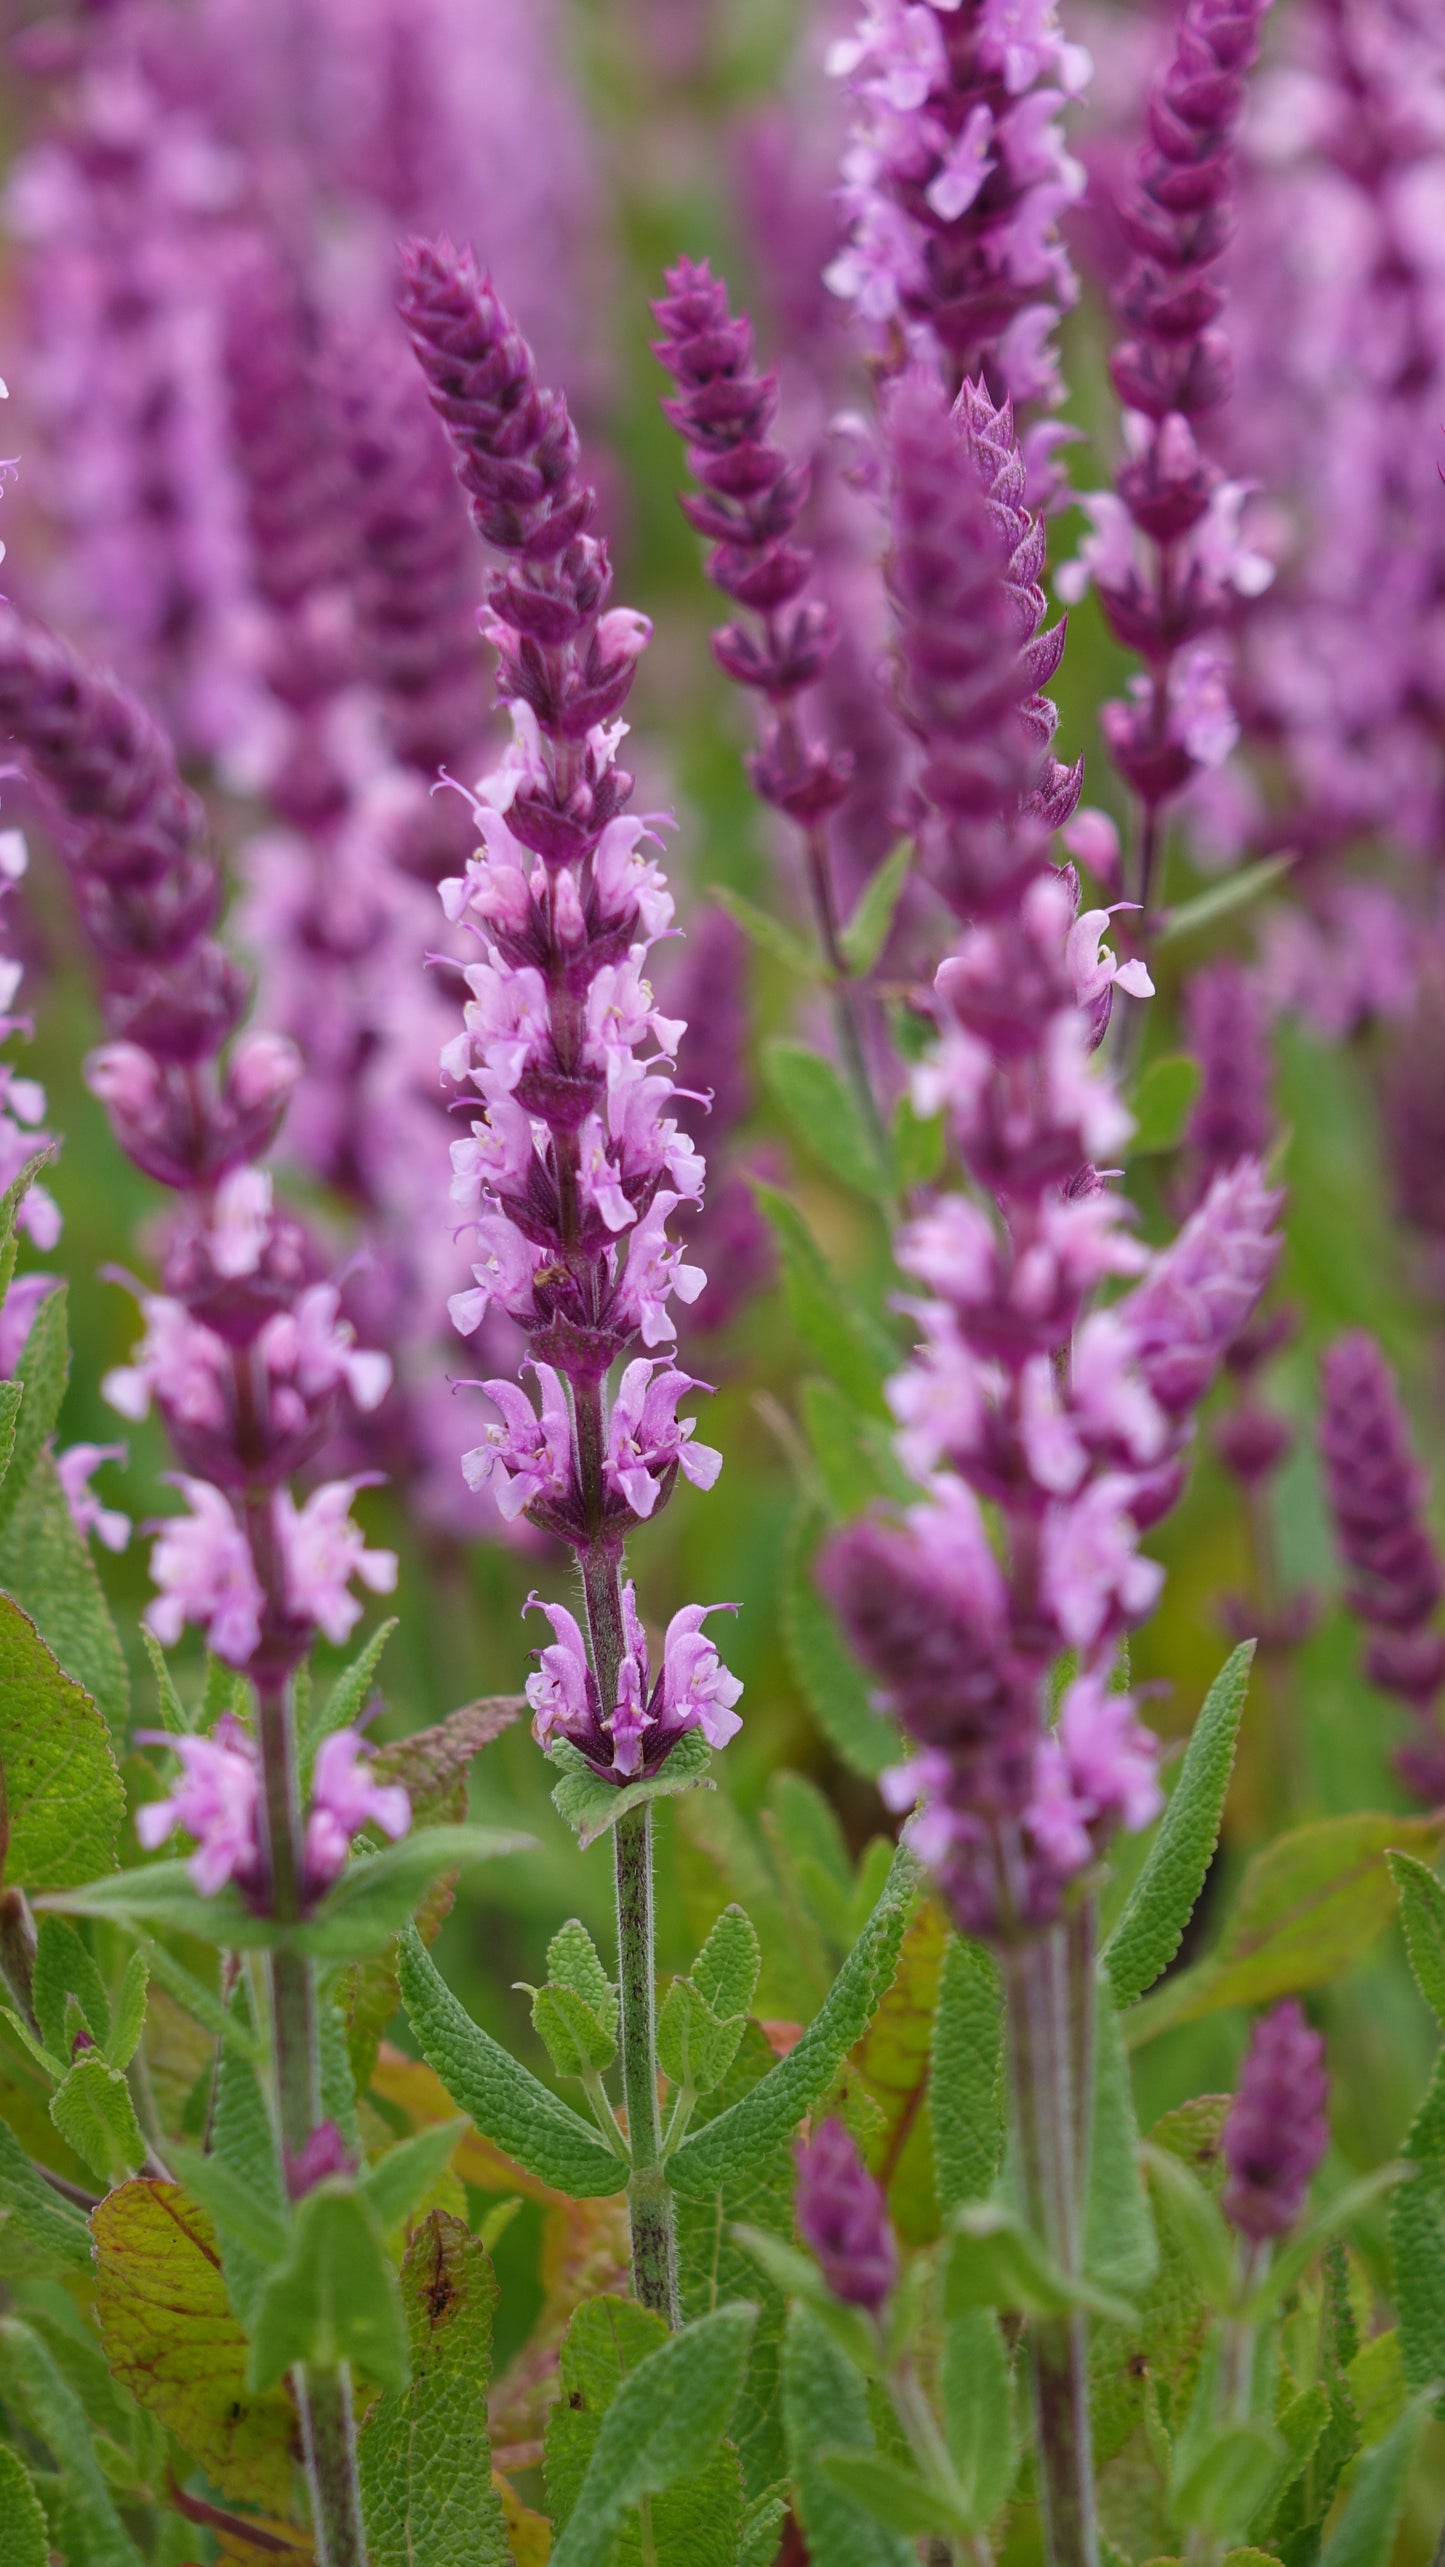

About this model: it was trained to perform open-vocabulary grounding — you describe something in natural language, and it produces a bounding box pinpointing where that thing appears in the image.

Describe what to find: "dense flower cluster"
[1319,1330,1445,1803]
[1222,2000,1329,2242]
[401,238,740,1783]
[136,1714,409,1905]
[825,0,1090,432]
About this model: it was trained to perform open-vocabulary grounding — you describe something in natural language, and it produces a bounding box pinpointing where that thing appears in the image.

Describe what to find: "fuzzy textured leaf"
[754,1184,894,1411]
[0,1589,122,1889]
[91,2180,295,2509]
[0,1281,69,1537]
[855,1895,948,2245]
[931,1932,1005,2214]
[1389,1850,1445,2025]
[550,1726,713,1848]
[1103,1642,1252,2009]
[0,2314,145,2567]
[0,2105,92,2270]
[249,2181,408,2394]
[1319,2393,1431,2567]
[358,2209,509,2567]
[398,1922,625,2197]
[781,1504,899,1779]
[0,1446,129,1733]
[1086,1988,1158,2294]
[49,2049,145,2184]
[0,2443,48,2567]
[547,2297,755,2567]
[676,2019,796,2501]
[782,2305,916,2567]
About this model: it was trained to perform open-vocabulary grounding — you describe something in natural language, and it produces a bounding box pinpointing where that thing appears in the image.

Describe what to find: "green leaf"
[532,1981,618,2079]
[107,1950,148,2073]
[710,883,821,981]
[138,1937,260,2061]
[694,1905,762,2025]
[931,1933,1005,2214]
[941,2309,1017,2530]
[139,1628,193,1732]
[1242,2166,1408,2323]
[800,1377,894,1519]
[545,2296,745,2565]
[763,1039,890,1200]
[1128,1053,1203,1156]
[0,1379,23,1495]
[549,1727,713,1849]
[893,1093,945,1190]
[1086,1987,1158,2294]
[398,1922,625,2197]
[167,2145,289,2272]
[730,2222,879,2377]
[0,2443,48,2567]
[1140,2143,1236,2311]
[548,2303,756,2567]
[248,2181,409,2394]
[0,1446,129,1734]
[1172,2424,1285,2538]
[839,840,913,975]
[667,1847,919,2196]
[677,2020,797,2503]
[0,1151,56,1304]
[0,1282,69,1539]
[304,1616,399,1760]
[754,1184,895,1411]
[91,2178,296,2510]
[50,2050,145,2184]
[781,1503,900,1781]
[211,2001,287,2331]
[1103,1641,1253,2009]
[1319,2393,1432,2567]
[942,2201,1137,2324]
[0,1591,122,1890]
[741,2490,789,2567]
[1389,1850,1445,2024]
[819,2449,968,2540]
[0,2105,92,2270]
[1126,1808,1445,2042]
[33,1914,111,2057]
[358,2208,510,2567]
[547,1917,617,2031]
[360,2120,469,2235]
[658,1975,744,2096]
[0,2313,145,2567]
[782,2305,916,2567]
[1157,854,1294,945]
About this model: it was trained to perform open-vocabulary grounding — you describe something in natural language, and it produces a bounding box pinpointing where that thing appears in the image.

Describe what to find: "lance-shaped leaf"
[763,1040,892,1200]
[782,2304,916,2567]
[303,1617,399,1763]
[943,2202,1137,2324]
[91,2179,296,2510]
[50,2049,146,2185]
[0,2444,47,2567]
[358,2209,509,2567]
[782,1504,900,1782]
[1126,1808,1445,2042]
[398,1922,625,2197]
[931,1933,1005,2214]
[1086,1989,1158,2295]
[0,2106,91,2271]
[0,1591,122,1890]
[754,1184,895,1411]
[0,1446,130,1734]
[1389,1850,1445,2025]
[710,883,821,981]
[678,2020,796,2502]
[248,2180,408,2394]
[548,2301,756,2567]
[33,1914,110,2057]
[1319,2392,1432,2567]
[0,2314,146,2567]
[1103,1642,1252,2009]
[1129,1053,1203,1156]
[941,2309,1017,2530]
[0,1282,69,1540]
[667,1847,920,2195]
[839,838,913,974]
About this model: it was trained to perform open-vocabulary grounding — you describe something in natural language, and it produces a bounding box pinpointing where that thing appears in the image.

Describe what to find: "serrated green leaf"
[91,2178,295,2509]
[763,1040,890,1200]
[781,1503,900,1781]
[360,2119,468,2235]
[667,1848,919,2195]
[1087,1987,1158,2294]
[820,2448,967,2539]
[0,2104,92,2269]
[549,1727,713,1848]
[1319,2392,1431,2567]
[1172,2424,1284,2538]
[851,1895,946,2247]
[50,2050,145,2184]
[358,2208,510,2567]
[710,883,821,981]
[1127,1807,1444,2042]
[139,1627,193,1732]
[248,2180,408,2393]
[398,1923,625,2197]
[1104,1641,1252,2009]
[943,2201,1137,2324]
[677,2020,796,2503]
[839,839,913,975]
[545,2294,745,2564]
[303,1617,399,1766]
[693,1905,761,2023]
[782,2305,916,2567]
[548,1917,617,2033]
[740,2489,788,2567]
[658,1975,743,2095]
[107,1950,148,2073]
[0,1379,23,1497]
[800,1376,893,1519]
[33,1913,111,2058]
[548,2302,756,2567]
[754,1185,895,1411]
[932,1933,1005,2214]
[1129,1053,1203,1156]
[0,2313,145,2567]
[1158,855,1294,945]
[1389,1850,1445,2025]
[1141,2143,1236,2310]
[0,1446,129,1733]
[0,2443,48,2567]
[0,1590,122,1890]
[941,2309,1016,2529]
[533,1980,617,2078]
[210,1991,287,2332]
[0,1283,69,1540]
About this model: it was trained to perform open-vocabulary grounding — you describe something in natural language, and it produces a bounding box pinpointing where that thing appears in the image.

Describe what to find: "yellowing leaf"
[92,2179,297,2510]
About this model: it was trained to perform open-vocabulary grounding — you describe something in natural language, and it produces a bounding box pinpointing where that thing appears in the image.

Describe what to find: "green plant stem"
[295,2365,370,2567]
[1004,1925,1099,2567]
[891,2355,970,2566]
[614,1801,679,2325]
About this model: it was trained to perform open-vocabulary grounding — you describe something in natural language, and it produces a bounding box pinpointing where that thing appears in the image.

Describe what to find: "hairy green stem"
[295,2365,370,2567]
[614,1803,679,2325]
[1004,1927,1099,2567]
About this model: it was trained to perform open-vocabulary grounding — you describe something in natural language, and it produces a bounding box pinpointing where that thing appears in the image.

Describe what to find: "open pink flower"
[275,1480,398,1647]
[135,1715,264,1898]
[303,1729,411,1896]
[145,1479,265,1667]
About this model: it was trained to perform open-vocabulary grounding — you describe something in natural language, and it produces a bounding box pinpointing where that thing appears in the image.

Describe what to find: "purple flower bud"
[1222,2002,1328,2243]
[285,2120,356,2201]
[795,2116,898,2312]
[1319,1333,1445,1798]
[1117,1160,1281,1419]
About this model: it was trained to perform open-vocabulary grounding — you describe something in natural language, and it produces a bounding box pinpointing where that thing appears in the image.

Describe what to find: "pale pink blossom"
[604,1360,722,1519]
[464,1369,574,1518]
[56,1443,130,1552]
[303,1729,411,1895]
[145,1479,265,1667]
[135,1714,264,1897]
[275,1480,398,1647]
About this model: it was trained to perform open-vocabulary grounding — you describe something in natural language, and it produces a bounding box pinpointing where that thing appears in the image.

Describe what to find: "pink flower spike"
[145,1480,265,1669]
[275,1481,399,1649]
[659,1601,744,1750]
[303,1729,411,1897]
[135,1715,264,1899]
[56,1443,130,1552]
[524,1593,598,1749]
[463,1369,573,1520]
[1056,1671,1163,1839]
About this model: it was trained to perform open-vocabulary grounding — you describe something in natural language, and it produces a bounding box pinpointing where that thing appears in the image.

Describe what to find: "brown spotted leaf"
[93,2180,297,2510]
